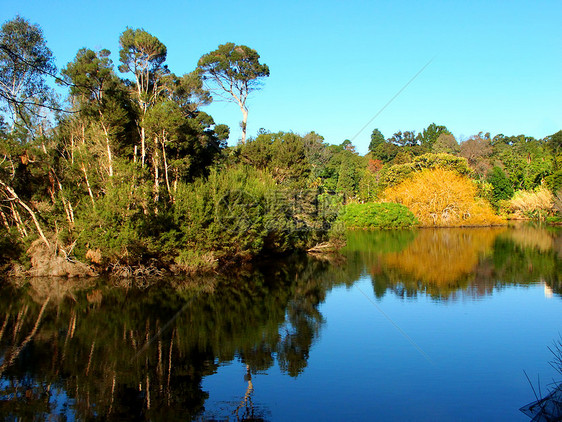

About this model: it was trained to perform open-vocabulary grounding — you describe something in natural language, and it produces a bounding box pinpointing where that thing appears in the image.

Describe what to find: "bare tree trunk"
[99,119,114,177]
[61,195,73,226]
[0,207,11,230]
[141,125,146,167]
[53,173,74,226]
[10,202,27,237]
[161,134,172,200]
[240,106,249,144]
[81,163,96,207]
[153,139,160,204]
[70,132,75,164]
[39,125,47,154]
[1,181,49,247]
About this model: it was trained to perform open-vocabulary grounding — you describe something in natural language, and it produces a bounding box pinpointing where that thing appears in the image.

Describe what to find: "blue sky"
[2,0,560,154]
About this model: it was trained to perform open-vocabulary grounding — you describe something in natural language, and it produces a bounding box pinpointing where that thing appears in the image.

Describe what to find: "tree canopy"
[197,43,269,143]
[0,16,56,129]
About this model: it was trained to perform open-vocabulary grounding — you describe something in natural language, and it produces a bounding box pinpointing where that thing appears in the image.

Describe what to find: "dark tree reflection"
[0,257,341,420]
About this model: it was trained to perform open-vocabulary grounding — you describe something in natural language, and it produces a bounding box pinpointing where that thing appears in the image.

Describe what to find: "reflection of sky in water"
[202,277,560,421]
[0,380,75,420]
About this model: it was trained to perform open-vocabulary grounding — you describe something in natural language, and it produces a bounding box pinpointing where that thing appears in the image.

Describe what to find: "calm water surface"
[1,225,561,421]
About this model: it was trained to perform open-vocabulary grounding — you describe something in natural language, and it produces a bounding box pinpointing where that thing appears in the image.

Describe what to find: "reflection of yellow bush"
[383,228,504,286]
[505,225,554,252]
[382,168,504,227]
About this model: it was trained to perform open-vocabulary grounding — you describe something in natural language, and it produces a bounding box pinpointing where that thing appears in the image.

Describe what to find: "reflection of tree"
[342,226,562,301]
[0,294,51,419]
[493,228,562,297]
[507,224,555,252]
[383,228,503,286]
[278,296,324,377]
[0,257,341,420]
[234,364,261,421]
[344,229,417,255]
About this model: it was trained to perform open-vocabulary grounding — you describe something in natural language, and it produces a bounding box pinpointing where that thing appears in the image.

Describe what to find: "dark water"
[0,225,561,421]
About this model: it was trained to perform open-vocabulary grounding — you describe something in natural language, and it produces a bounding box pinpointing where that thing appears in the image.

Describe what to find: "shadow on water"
[0,225,560,420]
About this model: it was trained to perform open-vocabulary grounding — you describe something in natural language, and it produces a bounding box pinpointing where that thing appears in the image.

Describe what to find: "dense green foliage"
[487,166,514,208]
[0,18,336,276]
[171,166,336,268]
[338,202,418,229]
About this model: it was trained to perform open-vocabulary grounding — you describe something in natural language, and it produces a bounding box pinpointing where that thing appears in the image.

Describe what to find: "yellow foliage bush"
[507,188,553,219]
[382,168,504,227]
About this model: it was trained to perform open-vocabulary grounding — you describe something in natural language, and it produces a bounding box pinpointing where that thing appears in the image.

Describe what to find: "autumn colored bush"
[378,153,472,191]
[382,168,504,227]
[506,188,554,220]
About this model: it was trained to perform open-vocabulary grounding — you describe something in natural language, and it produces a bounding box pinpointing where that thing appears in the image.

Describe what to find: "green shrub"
[338,202,419,229]
[172,165,337,267]
[545,170,562,194]
[487,166,514,208]
[0,226,25,272]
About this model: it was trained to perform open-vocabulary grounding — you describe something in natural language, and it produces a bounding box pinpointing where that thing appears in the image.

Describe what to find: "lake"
[0,225,560,421]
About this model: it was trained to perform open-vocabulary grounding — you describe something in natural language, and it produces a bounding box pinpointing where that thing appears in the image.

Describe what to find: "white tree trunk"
[141,125,146,167]
[100,121,114,177]
[162,136,172,200]
[0,181,50,247]
[240,106,249,144]
[81,163,96,206]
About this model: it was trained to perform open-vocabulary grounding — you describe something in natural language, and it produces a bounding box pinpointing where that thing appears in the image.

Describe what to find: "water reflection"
[343,226,562,300]
[0,225,560,420]
[0,259,339,421]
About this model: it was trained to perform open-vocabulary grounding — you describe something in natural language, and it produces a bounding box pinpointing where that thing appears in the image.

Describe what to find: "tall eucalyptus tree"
[118,28,167,166]
[197,43,269,144]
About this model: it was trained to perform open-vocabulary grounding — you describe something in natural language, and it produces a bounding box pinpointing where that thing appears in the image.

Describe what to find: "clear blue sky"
[2,0,561,154]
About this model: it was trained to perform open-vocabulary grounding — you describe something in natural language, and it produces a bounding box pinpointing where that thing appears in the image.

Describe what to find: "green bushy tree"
[487,166,514,208]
